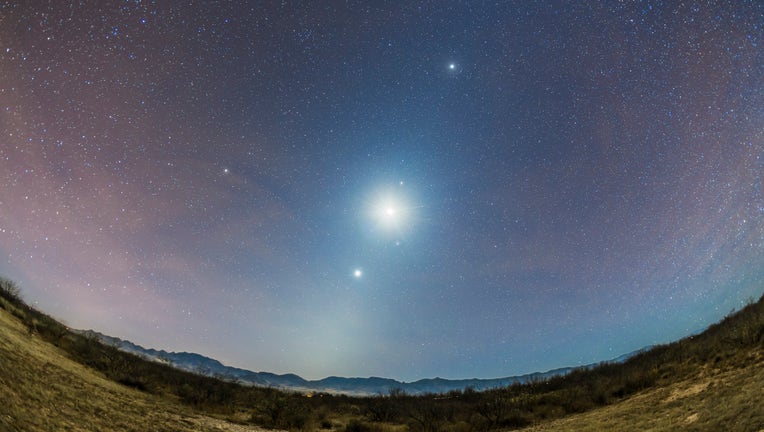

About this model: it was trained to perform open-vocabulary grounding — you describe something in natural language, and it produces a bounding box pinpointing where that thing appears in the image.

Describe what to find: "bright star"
[375,198,404,229]
[353,269,363,278]
[368,190,416,235]
[449,63,456,70]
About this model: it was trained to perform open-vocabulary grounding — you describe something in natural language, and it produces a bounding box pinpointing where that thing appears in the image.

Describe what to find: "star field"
[1,1,763,381]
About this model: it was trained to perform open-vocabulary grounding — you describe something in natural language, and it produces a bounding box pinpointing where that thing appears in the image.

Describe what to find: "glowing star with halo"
[374,197,406,230]
[353,269,363,278]
[366,182,418,235]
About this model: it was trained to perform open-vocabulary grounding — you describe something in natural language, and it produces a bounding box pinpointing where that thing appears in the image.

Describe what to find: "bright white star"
[375,198,405,230]
[365,182,417,236]
[363,179,424,240]
[449,63,456,70]
[353,269,363,278]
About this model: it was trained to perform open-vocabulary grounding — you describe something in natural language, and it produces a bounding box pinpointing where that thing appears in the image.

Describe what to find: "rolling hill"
[0,293,265,431]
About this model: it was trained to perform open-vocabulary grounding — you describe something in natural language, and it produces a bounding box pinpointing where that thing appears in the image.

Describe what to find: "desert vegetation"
[1,276,762,431]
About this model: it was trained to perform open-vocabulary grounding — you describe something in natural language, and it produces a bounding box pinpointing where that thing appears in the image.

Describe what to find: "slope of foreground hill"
[0,276,762,431]
[0,301,265,431]
[526,351,764,431]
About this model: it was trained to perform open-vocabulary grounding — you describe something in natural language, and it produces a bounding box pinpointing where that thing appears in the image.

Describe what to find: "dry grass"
[524,350,764,432]
[0,305,270,432]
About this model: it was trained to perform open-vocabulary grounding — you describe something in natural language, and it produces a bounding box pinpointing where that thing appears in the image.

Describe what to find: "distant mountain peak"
[76,329,650,396]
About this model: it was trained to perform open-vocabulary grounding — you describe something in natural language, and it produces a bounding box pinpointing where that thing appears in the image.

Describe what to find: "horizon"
[77,324,655,383]
[1,2,763,383]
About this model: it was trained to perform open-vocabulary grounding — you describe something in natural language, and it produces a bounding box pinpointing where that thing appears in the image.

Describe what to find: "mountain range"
[77,329,649,396]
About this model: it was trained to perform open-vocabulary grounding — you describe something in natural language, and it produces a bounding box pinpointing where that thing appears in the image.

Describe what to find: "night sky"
[1,1,763,382]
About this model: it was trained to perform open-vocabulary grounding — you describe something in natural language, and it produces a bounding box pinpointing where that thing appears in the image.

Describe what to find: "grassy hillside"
[526,350,764,431]
[1,277,762,431]
[0,294,266,431]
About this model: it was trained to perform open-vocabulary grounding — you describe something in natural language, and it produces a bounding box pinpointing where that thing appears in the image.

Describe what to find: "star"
[367,183,418,236]
[448,63,456,70]
[353,269,363,278]
[375,198,404,229]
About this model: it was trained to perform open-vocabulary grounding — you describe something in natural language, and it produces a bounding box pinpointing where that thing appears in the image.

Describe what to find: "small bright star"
[223,168,229,174]
[353,269,363,278]
[449,63,456,70]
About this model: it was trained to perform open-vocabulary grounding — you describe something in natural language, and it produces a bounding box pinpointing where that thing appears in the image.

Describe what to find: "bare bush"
[0,277,21,303]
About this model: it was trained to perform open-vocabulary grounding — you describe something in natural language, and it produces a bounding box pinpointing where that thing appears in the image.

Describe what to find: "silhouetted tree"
[408,398,450,432]
[0,277,21,303]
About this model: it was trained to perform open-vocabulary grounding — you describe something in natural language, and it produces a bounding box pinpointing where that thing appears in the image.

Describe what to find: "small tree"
[0,277,22,303]
[475,390,509,429]
[408,398,449,432]
[366,388,405,422]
